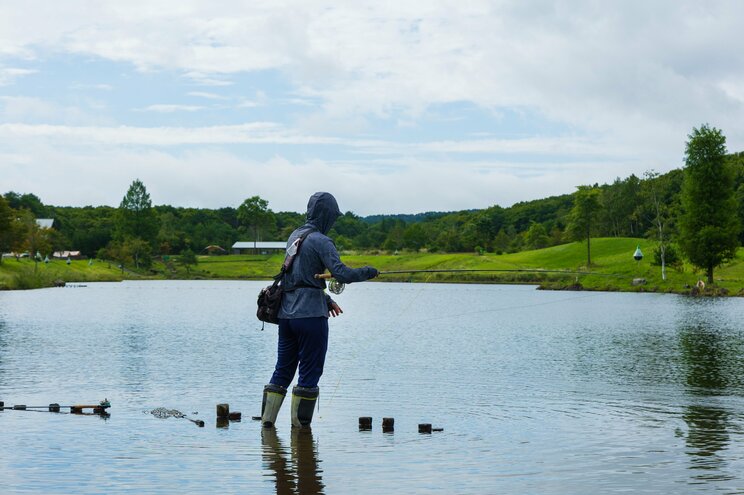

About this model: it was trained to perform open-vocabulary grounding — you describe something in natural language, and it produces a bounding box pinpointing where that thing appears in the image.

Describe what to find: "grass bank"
[3,238,744,295]
[0,258,128,290]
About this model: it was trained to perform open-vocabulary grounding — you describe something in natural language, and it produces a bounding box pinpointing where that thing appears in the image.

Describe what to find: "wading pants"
[270,317,329,389]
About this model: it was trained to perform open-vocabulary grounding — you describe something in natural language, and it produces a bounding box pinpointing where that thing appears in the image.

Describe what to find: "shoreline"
[3,238,743,295]
[3,271,741,297]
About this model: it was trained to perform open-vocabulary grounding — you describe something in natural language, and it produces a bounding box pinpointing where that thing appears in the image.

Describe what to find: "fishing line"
[317,268,624,295]
[321,277,604,411]
[412,292,604,325]
[322,272,436,411]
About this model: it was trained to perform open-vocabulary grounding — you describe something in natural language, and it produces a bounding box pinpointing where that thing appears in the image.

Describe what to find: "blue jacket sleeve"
[318,237,376,284]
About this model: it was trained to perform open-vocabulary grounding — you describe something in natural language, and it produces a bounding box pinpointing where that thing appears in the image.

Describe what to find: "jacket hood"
[306,192,342,234]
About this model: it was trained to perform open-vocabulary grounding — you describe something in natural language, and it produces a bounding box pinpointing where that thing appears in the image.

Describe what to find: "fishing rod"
[315,268,623,294]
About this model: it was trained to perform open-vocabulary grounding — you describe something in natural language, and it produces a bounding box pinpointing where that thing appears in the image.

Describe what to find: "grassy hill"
[3,238,744,295]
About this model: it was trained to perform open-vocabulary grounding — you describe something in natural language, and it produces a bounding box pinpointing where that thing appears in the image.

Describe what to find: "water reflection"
[678,316,738,482]
[0,319,5,387]
[682,405,732,480]
[119,324,149,393]
[262,428,324,495]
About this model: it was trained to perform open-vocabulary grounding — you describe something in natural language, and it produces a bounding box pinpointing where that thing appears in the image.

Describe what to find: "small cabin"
[232,241,286,255]
[202,245,227,255]
[53,251,83,260]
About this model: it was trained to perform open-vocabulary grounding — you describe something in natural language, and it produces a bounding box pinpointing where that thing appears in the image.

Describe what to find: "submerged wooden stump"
[382,417,394,432]
[418,423,432,433]
[359,416,372,430]
[216,403,230,419]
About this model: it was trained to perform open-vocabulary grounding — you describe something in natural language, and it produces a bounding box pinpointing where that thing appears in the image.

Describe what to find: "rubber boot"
[291,386,319,428]
[261,383,287,428]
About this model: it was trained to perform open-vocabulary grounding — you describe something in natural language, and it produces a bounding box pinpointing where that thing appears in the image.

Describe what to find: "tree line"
[1,125,742,281]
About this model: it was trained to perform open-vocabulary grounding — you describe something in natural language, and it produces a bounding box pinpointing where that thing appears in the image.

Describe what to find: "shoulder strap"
[273,227,317,281]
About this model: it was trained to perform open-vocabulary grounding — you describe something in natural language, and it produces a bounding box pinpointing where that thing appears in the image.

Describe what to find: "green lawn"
[0,258,126,289]
[3,238,744,295]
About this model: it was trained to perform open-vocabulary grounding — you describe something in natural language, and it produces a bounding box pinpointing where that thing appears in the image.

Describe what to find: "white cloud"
[182,71,234,87]
[2,2,743,135]
[0,67,36,86]
[136,104,207,113]
[0,96,111,125]
[0,122,623,161]
[0,143,629,214]
[70,83,114,91]
[1,1,744,211]
[187,91,228,100]
[0,122,338,146]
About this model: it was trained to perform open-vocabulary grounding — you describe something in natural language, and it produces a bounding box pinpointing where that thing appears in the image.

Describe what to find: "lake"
[1,280,743,494]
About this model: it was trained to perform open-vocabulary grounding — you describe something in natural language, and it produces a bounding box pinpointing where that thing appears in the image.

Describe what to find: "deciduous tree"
[178,248,198,274]
[237,196,276,246]
[640,170,676,280]
[0,196,15,263]
[525,221,550,250]
[567,185,601,267]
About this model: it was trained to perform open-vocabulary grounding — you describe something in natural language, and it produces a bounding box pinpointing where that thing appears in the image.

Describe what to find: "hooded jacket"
[279,192,376,319]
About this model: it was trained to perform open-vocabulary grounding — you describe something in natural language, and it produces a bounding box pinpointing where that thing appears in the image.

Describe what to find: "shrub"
[652,243,683,270]
[9,268,56,290]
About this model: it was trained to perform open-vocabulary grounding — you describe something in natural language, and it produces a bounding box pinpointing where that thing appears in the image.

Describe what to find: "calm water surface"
[1,281,743,494]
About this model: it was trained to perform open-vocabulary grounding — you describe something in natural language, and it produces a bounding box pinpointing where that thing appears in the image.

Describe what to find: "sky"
[1,1,744,216]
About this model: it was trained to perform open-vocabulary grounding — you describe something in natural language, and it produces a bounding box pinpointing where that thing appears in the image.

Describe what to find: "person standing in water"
[261,192,378,428]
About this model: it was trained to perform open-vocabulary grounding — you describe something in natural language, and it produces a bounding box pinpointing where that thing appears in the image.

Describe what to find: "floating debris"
[148,407,204,427]
[1,399,109,415]
[149,407,186,419]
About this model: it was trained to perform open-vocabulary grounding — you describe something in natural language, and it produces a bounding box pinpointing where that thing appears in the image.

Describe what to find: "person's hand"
[329,301,343,317]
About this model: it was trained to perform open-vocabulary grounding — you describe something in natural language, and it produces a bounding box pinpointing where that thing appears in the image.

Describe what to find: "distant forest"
[3,153,744,261]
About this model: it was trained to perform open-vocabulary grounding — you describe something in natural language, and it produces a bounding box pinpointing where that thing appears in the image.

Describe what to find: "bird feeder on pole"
[633,245,643,261]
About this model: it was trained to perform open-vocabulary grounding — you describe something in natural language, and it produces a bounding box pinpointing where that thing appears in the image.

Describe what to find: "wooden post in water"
[359,417,372,431]
[418,423,432,433]
[382,417,394,433]
[216,403,230,419]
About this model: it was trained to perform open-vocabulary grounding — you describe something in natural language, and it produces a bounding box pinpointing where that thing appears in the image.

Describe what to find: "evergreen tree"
[116,179,159,244]
[678,125,740,284]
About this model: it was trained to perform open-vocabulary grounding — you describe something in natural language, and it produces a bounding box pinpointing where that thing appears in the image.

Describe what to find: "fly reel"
[328,278,345,295]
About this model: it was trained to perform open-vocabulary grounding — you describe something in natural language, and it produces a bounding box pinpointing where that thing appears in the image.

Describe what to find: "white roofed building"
[232,241,286,255]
